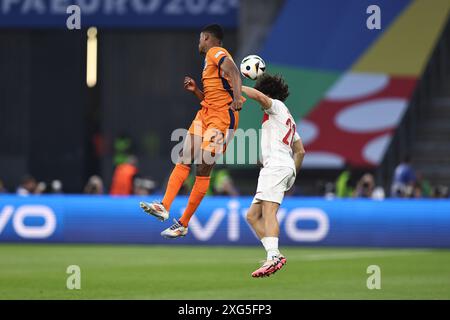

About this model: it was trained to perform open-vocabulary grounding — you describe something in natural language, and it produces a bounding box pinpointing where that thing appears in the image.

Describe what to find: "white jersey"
[260,99,300,173]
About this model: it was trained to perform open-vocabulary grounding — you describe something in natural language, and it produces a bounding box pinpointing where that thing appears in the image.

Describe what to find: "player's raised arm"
[220,58,243,111]
[184,76,204,101]
[292,135,306,174]
[241,85,272,110]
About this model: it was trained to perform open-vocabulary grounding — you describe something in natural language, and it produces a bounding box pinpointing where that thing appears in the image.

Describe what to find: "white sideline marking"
[296,250,431,261]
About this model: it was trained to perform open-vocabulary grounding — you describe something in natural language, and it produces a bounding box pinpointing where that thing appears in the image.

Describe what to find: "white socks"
[261,237,280,260]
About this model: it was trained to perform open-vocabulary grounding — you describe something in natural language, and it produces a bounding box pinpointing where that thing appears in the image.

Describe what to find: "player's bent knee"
[246,212,257,224]
[196,164,214,177]
[246,208,261,225]
[178,161,192,168]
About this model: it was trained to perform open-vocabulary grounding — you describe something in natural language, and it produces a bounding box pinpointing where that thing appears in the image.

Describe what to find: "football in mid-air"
[240,55,266,80]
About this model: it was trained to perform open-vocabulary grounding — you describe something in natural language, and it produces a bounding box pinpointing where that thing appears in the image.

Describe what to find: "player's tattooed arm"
[241,86,272,110]
[292,138,306,174]
[184,76,204,101]
[221,58,243,111]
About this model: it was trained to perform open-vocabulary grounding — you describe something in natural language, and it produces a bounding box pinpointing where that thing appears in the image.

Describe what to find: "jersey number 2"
[282,118,296,146]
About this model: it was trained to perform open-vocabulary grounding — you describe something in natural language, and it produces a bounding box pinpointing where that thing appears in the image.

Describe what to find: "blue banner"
[0,0,238,28]
[1,195,450,247]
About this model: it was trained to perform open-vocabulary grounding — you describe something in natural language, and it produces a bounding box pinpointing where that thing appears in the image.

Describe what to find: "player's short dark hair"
[254,74,290,102]
[202,24,224,41]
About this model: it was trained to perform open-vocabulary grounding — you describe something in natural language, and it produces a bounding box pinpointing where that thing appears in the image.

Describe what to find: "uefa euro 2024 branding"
[0,1,239,28]
[1,0,238,15]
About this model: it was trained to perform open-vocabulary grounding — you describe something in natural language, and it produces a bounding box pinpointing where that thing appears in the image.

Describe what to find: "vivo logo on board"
[0,205,57,239]
[188,200,330,243]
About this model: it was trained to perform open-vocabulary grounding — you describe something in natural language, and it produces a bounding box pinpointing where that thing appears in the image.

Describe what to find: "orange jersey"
[110,163,137,195]
[201,47,235,111]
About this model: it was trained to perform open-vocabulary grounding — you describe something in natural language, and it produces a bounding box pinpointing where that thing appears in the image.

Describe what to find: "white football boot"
[160,219,188,239]
[139,201,169,222]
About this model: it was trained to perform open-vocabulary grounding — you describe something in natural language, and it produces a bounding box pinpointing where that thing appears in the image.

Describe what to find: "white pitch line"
[294,249,432,261]
[239,249,433,264]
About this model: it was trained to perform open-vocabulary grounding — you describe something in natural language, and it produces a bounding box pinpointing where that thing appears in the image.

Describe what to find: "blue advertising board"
[0,0,239,28]
[1,195,450,247]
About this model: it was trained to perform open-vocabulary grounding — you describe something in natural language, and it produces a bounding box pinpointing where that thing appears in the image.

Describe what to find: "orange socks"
[161,163,191,211]
[162,164,210,227]
[179,176,210,227]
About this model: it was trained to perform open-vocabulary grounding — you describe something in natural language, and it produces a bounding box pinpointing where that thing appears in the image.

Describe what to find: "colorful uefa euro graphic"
[239,0,450,168]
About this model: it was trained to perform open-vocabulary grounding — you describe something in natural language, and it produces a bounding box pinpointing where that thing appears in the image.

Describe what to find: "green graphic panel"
[222,65,340,168]
[239,65,340,132]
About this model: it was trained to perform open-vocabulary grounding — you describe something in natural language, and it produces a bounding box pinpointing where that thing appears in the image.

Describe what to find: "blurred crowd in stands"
[0,155,448,199]
[0,153,240,197]
[330,156,449,199]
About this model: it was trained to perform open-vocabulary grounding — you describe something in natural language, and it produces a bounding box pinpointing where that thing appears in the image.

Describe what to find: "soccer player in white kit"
[242,75,305,278]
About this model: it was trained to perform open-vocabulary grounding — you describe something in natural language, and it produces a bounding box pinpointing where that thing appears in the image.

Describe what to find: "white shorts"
[252,166,296,205]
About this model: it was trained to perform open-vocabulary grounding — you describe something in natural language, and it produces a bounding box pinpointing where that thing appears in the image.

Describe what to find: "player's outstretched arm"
[292,138,306,175]
[241,86,272,110]
[184,76,204,101]
[221,58,243,111]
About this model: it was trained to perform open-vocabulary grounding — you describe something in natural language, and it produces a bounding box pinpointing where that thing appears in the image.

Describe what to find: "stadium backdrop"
[2,1,449,249]
[0,0,239,28]
[1,195,450,247]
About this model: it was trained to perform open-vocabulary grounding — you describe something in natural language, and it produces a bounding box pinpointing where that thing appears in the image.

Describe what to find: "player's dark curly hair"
[254,74,290,102]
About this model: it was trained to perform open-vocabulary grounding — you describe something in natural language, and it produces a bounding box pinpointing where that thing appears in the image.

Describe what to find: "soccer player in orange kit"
[140,24,244,238]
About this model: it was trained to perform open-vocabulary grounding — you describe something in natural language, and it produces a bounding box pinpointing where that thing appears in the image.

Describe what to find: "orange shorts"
[188,107,239,154]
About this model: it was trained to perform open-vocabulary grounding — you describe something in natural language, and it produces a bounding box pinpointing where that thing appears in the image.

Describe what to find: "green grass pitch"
[1,244,449,299]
